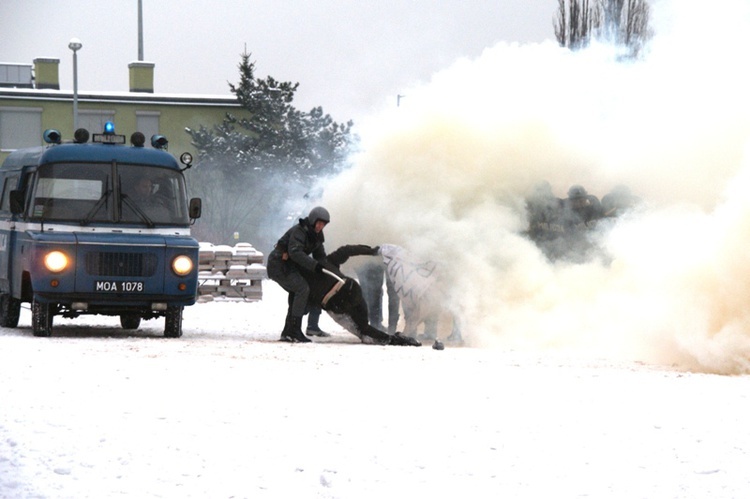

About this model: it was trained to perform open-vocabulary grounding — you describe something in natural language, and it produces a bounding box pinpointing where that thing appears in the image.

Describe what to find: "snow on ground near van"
[1,283,750,498]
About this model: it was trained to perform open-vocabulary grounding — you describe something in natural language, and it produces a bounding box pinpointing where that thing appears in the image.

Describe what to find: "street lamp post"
[68,38,83,131]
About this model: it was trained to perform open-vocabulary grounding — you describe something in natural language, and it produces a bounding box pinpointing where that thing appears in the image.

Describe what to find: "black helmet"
[308,206,330,225]
[567,185,588,199]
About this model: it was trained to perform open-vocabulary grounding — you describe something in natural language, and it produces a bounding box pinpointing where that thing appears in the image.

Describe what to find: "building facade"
[0,58,244,164]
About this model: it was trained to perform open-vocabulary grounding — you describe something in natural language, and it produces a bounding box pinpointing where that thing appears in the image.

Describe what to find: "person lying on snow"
[281,244,421,346]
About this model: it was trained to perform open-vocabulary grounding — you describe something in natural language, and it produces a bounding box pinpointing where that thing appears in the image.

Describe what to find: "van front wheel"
[32,300,53,337]
[164,306,183,338]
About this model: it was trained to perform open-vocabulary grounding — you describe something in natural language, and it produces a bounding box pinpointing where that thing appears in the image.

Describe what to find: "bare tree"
[623,0,652,54]
[554,0,568,47]
[601,0,626,41]
[555,0,598,50]
[554,0,651,56]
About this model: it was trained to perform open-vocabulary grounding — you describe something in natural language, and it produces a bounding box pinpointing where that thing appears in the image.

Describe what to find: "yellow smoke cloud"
[322,0,750,374]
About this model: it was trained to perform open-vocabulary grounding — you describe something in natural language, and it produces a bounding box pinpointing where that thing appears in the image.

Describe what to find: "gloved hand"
[315,263,324,273]
[370,245,380,256]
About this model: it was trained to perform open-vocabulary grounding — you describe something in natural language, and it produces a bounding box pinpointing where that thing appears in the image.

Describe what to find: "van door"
[0,174,22,327]
[0,175,18,293]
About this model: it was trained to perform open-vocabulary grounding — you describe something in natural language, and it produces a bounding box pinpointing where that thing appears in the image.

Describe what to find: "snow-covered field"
[1,282,749,498]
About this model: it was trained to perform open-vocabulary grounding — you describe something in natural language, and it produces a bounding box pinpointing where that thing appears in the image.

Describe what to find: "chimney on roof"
[128,61,154,93]
[33,58,60,90]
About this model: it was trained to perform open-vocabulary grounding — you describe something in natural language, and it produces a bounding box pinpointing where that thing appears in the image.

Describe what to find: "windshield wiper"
[121,194,155,228]
[80,189,112,226]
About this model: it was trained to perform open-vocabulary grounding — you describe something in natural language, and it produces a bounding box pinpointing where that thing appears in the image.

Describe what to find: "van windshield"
[29,162,190,226]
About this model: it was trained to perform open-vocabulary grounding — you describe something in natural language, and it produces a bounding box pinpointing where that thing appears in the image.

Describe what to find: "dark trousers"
[267,250,310,317]
[357,262,385,326]
[307,306,322,328]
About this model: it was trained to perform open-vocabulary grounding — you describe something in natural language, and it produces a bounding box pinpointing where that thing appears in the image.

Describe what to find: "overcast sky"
[0,0,555,123]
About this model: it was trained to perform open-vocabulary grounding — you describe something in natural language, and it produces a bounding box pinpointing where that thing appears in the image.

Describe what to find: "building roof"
[0,87,240,107]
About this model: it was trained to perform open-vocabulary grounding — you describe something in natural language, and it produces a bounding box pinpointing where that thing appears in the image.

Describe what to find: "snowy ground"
[1,282,750,498]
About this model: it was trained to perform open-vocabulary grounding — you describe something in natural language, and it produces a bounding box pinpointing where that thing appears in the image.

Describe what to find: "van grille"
[85,252,158,277]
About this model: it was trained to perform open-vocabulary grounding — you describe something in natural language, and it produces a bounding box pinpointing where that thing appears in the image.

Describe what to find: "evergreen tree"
[185,52,356,248]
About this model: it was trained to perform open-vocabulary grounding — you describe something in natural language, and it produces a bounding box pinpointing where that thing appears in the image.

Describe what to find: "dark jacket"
[270,216,326,272]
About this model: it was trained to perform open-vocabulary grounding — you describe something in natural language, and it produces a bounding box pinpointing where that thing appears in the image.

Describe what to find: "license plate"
[94,281,145,293]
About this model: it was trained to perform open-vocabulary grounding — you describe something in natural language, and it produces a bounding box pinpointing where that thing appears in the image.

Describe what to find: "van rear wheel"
[0,293,21,328]
[32,300,53,337]
[164,306,183,338]
[120,314,141,330]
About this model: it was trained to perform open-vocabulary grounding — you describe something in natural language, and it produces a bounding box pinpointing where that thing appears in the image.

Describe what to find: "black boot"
[278,313,294,342]
[279,316,311,343]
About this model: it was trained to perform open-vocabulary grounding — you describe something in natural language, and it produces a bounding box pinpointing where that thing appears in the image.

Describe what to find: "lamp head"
[68,38,83,51]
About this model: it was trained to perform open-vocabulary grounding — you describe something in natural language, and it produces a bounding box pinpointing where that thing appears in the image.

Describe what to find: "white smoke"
[320,0,750,374]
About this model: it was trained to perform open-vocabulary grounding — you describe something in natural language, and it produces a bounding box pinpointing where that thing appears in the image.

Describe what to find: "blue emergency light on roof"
[92,122,126,145]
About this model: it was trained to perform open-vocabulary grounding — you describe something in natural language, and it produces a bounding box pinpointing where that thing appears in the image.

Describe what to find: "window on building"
[78,110,115,134]
[136,111,160,148]
[0,107,42,151]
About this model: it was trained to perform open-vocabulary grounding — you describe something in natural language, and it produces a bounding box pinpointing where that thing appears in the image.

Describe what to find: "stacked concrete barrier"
[197,242,266,302]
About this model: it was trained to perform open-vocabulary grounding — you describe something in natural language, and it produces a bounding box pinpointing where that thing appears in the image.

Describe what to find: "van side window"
[0,175,19,213]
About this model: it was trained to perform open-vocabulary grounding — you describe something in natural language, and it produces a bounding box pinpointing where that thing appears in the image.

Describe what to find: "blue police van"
[0,123,202,337]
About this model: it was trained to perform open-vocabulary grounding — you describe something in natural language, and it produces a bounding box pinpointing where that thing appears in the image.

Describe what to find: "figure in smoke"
[601,185,641,218]
[563,185,603,229]
[526,183,607,263]
[525,180,565,260]
[355,259,401,333]
[378,244,463,344]
[557,184,605,262]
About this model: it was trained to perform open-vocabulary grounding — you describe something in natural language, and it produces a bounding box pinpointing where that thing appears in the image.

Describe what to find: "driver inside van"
[125,177,169,222]
[133,177,154,201]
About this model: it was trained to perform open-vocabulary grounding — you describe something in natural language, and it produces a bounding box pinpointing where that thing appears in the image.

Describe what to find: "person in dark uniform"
[266,206,330,343]
[563,184,603,230]
[559,185,604,262]
[601,185,641,218]
[526,181,563,243]
[525,181,565,260]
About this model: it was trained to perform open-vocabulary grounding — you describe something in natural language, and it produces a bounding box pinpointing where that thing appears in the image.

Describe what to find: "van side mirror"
[9,190,25,215]
[189,197,202,219]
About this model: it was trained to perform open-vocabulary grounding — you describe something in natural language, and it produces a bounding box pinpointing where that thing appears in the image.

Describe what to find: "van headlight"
[44,250,69,273]
[172,255,194,276]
